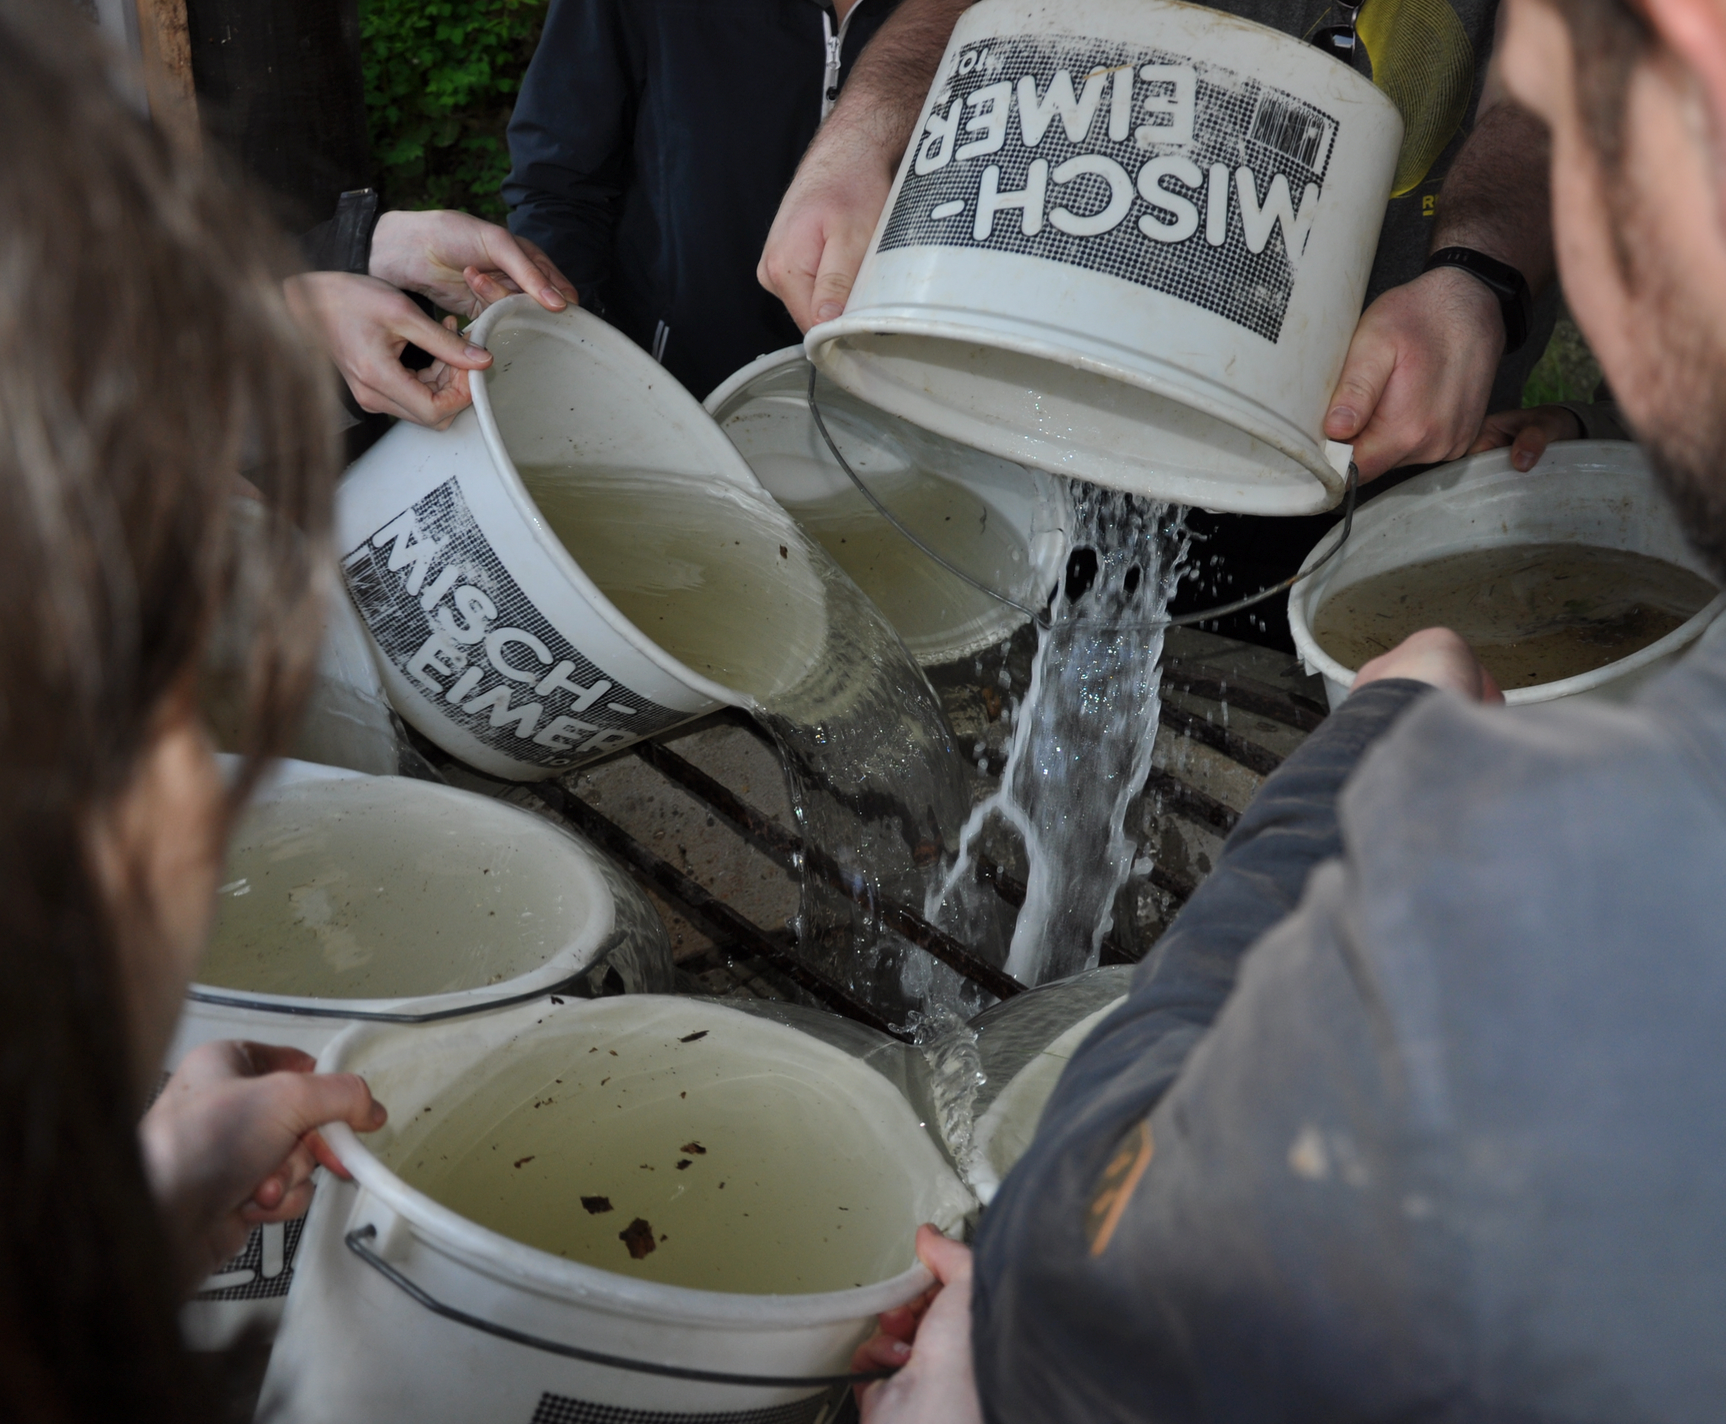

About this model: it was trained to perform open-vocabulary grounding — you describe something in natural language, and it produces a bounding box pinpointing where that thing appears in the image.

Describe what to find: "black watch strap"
[1423,245,1532,354]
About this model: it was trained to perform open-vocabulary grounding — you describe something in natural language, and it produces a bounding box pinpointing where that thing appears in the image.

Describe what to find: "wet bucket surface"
[172,758,671,1350]
[808,0,1402,514]
[337,300,830,780]
[1289,442,1726,708]
[706,348,1069,665]
[261,996,973,1423]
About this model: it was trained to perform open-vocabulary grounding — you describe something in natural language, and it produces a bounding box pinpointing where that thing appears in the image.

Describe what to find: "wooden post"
[133,0,199,150]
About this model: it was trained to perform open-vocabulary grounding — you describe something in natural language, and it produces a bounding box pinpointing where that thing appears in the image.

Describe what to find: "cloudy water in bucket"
[201,778,586,998]
[518,465,1012,1017]
[937,484,1189,987]
[391,1028,925,1294]
[1314,542,1719,689]
[781,471,1028,653]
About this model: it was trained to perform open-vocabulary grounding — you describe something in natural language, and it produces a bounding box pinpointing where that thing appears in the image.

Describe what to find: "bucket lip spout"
[1286,440,1726,707]
[316,994,970,1330]
[190,756,619,1017]
[806,309,1349,517]
[463,296,798,716]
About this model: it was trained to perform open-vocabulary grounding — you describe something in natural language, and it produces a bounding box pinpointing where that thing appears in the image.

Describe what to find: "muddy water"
[1314,543,1717,689]
[393,1025,924,1294]
[200,778,587,999]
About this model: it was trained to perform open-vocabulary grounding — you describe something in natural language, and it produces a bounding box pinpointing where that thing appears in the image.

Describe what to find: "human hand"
[1469,403,1584,470]
[369,209,578,320]
[1351,627,1505,703]
[758,115,895,332]
[1324,266,1507,482]
[285,271,491,428]
[851,1225,982,1424]
[140,1040,386,1290]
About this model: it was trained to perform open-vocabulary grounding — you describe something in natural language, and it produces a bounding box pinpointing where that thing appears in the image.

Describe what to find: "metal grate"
[415,627,1328,1032]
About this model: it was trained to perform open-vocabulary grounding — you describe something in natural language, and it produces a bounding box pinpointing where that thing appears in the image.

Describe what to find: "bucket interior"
[346,997,972,1297]
[1292,447,1726,699]
[710,356,1059,663]
[812,329,1342,517]
[477,313,833,706]
[198,771,609,1001]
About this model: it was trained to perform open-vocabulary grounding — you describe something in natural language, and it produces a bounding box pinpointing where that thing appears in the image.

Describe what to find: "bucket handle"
[806,362,1361,630]
[186,977,591,1025]
[344,1226,896,1388]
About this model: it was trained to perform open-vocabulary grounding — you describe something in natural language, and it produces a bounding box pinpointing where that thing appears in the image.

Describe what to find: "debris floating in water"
[580,1195,613,1214]
[679,1031,709,1043]
[619,1218,656,1259]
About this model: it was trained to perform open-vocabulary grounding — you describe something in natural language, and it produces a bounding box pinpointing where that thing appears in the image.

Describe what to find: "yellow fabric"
[1357,0,1475,197]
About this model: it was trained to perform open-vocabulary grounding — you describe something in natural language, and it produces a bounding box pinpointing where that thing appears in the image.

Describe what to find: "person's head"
[1502,0,1726,575]
[0,0,335,1416]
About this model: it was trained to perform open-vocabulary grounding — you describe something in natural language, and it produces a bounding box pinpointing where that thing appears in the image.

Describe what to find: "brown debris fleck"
[679,1031,709,1043]
[581,1195,613,1214]
[513,1156,535,1169]
[619,1218,656,1259]
[681,1141,706,1155]
[675,1159,691,1171]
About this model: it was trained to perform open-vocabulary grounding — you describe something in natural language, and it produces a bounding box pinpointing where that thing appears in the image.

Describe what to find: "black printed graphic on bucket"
[879,32,1339,342]
[343,478,685,768]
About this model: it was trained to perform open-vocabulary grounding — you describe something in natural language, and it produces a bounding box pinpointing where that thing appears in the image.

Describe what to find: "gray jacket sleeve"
[970,678,1437,1423]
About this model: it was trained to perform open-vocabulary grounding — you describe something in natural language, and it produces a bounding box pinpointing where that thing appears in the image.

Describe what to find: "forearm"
[1030,679,1433,1131]
[1430,99,1554,291]
[822,0,974,167]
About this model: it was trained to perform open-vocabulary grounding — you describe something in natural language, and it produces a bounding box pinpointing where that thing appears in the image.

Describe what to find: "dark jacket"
[975,618,1726,1420]
[504,0,901,400]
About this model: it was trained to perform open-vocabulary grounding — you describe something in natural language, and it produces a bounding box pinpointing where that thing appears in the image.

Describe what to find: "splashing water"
[517,465,1012,1020]
[936,483,1189,987]
[905,1008,987,1178]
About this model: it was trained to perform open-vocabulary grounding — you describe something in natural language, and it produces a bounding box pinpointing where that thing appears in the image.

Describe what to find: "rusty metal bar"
[634,741,1024,1002]
[1161,659,1328,733]
[1142,768,1241,838]
[1157,702,1284,778]
[523,781,907,1040]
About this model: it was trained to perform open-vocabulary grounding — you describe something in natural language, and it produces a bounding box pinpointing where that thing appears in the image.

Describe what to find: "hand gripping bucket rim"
[1287,440,1726,707]
[805,0,1403,516]
[311,998,958,1330]
[465,299,761,714]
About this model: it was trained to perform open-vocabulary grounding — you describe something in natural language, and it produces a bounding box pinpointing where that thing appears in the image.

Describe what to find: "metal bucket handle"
[344,1225,898,1388]
[806,364,1359,631]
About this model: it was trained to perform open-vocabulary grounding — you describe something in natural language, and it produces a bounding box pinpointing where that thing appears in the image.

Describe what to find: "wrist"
[1422,245,1532,352]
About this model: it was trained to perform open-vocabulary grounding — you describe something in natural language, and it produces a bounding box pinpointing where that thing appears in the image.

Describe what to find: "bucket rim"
[806,308,1348,516]
[1286,441,1726,706]
[703,344,1069,662]
[465,297,776,715]
[190,758,619,1018]
[317,996,958,1329]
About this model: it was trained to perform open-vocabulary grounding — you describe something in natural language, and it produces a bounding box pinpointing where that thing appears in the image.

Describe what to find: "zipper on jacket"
[818,0,866,121]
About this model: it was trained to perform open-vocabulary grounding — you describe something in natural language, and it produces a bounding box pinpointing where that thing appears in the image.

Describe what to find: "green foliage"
[359,0,548,222]
[1522,312,1604,408]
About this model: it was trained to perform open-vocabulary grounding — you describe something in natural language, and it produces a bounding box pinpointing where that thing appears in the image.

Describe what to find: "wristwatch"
[1423,246,1533,353]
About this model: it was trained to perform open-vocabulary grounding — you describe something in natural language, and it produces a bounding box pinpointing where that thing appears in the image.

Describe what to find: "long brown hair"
[0,2,336,1417]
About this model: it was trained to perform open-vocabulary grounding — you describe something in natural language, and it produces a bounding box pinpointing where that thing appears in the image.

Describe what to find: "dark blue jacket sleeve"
[504,0,632,305]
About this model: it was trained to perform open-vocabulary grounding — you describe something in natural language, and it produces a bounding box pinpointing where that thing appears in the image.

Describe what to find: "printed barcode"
[1250,93,1331,170]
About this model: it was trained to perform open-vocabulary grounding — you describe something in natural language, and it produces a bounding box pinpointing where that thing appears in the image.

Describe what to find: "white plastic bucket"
[337,297,830,780]
[706,348,1069,664]
[1289,441,1726,708]
[964,965,1132,1203]
[806,0,1402,515]
[172,757,672,1347]
[261,996,973,1423]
